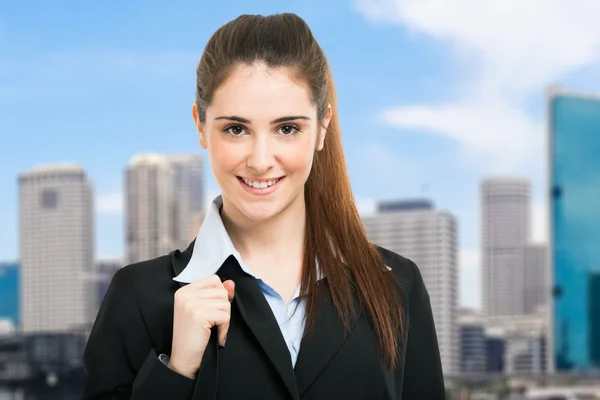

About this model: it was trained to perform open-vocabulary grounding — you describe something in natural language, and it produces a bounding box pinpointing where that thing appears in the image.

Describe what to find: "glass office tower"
[549,89,600,372]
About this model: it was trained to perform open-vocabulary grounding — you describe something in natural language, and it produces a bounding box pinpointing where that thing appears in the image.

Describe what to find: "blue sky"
[2,0,600,309]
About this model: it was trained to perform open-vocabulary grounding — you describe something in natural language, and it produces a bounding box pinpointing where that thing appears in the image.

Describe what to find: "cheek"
[284,141,315,176]
[208,142,242,173]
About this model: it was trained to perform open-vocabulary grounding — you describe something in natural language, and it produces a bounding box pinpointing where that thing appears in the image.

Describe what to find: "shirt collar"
[173,195,243,283]
[173,195,325,283]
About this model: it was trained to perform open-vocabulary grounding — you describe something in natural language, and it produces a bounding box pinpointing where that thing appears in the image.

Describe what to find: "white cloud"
[460,248,481,309]
[355,0,600,170]
[532,200,549,243]
[96,193,123,215]
[380,101,542,172]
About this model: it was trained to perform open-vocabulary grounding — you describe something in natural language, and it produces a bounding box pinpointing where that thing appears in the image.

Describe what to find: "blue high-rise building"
[0,262,19,327]
[549,88,600,372]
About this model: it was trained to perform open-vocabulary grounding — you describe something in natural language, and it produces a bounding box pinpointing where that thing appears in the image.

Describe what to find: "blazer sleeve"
[82,267,196,400]
[401,260,446,399]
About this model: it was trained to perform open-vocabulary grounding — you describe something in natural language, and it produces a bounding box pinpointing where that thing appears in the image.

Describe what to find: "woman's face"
[193,63,331,222]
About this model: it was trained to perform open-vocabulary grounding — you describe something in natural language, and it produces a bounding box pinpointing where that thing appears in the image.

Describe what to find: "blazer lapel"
[219,257,300,400]
[293,279,363,396]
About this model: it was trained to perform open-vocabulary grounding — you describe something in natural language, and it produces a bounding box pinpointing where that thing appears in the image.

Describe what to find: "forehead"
[208,64,315,119]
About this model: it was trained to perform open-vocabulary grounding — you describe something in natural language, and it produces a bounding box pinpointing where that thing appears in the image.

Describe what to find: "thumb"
[223,280,235,302]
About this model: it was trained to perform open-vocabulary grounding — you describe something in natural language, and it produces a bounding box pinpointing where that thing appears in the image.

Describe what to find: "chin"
[237,201,282,221]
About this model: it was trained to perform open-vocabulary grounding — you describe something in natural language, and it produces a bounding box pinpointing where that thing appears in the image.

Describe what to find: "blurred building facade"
[169,154,204,252]
[125,154,174,265]
[18,165,94,333]
[459,308,487,375]
[362,200,459,377]
[486,315,547,375]
[125,153,204,265]
[482,178,531,317]
[523,244,548,315]
[0,263,19,328]
[549,89,600,373]
[0,331,87,399]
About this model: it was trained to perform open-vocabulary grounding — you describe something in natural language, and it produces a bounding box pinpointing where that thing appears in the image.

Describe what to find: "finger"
[195,287,229,300]
[193,298,231,313]
[217,319,230,347]
[223,280,235,302]
[188,274,223,289]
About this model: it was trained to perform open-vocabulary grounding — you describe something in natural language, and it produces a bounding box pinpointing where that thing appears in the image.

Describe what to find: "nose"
[246,134,275,173]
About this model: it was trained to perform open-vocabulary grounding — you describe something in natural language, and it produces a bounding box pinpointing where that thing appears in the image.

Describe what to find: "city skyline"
[3,0,600,312]
[2,158,545,312]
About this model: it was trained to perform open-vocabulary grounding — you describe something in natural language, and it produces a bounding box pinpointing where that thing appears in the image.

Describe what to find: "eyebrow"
[214,115,311,124]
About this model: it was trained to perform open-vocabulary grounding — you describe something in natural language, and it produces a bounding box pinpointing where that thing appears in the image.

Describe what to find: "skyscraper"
[481,178,531,317]
[19,165,94,333]
[125,153,204,265]
[548,88,600,372]
[168,154,204,252]
[362,200,459,377]
[126,154,174,265]
[458,308,486,375]
[523,244,548,315]
[0,262,19,328]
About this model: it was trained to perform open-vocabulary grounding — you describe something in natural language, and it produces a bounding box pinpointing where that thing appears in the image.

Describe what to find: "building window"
[41,188,58,209]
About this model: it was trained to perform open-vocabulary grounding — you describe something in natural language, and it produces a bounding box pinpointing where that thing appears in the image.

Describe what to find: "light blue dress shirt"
[160,195,319,369]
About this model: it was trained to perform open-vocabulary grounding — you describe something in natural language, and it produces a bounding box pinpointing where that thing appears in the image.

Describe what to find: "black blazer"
[82,241,445,399]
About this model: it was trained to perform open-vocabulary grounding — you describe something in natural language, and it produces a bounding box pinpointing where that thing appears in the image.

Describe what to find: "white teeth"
[242,177,280,189]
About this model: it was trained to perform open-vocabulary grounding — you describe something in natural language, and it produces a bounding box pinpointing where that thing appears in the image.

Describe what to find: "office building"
[168,154,204,252]
[482,177,531,317]
[125,153,204,265]
[18,165,94,333]
[363,200,459,377]
[126,154,173,264]
[0,331,87,398]
[485,336,505,373]
[523,244,548,315]
[486,315,546,375]
[459,309,486,375]
[0,262,19,328]
[549,88,600,372]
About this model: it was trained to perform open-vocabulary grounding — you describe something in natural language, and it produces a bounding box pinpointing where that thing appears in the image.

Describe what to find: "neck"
[220,193,306,266]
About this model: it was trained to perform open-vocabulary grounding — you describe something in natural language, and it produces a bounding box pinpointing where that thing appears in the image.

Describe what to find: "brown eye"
[224,125,247,136]
[277,124,300,136]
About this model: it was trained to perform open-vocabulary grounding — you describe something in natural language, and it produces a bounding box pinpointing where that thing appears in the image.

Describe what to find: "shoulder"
[113,254,172,287]
[374,245,423,294]
[108,251,181,304]
[98,252,181,335]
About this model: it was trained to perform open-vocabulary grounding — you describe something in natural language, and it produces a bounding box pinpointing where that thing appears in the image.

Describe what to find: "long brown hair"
[195,13,404,370]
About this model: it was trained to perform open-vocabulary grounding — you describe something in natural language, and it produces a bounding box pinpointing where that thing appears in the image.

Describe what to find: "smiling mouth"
[237,176,284,189]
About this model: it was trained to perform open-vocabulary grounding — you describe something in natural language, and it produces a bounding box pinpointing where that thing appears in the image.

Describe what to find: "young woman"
[82,13,445,400]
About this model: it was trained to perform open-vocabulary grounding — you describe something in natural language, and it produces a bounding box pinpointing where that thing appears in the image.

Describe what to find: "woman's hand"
[168,275,235,379]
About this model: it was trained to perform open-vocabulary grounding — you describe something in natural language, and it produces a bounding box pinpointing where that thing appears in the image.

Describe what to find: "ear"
[192,103,208,149]
[316,104,332,151]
